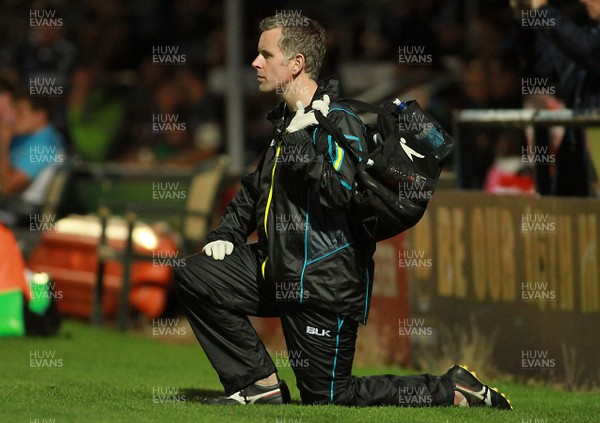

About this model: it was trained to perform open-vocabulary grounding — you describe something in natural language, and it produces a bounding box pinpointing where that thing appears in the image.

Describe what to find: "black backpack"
[315,99,454,241]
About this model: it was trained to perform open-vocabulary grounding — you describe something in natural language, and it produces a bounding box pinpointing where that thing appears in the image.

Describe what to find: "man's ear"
[291,53,305,77]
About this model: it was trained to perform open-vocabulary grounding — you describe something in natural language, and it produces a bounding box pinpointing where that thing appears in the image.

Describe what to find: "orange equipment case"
[27,215,178,320]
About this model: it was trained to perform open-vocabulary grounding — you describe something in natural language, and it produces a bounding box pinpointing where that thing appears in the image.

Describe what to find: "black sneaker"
[203,380,291,405]
[447,364,512,410]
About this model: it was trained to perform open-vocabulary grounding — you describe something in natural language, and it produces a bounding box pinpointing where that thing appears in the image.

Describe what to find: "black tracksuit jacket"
[207,77,376,324]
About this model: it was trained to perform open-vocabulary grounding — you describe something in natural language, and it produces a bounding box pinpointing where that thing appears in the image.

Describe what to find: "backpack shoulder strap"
[314,110,369,165]
[338,99,390,116]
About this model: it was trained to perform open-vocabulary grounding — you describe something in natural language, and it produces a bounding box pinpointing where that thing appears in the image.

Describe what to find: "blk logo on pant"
[306,326,331,337]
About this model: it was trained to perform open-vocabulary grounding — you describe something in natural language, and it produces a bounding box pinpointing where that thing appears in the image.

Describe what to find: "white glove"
[286,95,330,133]
[202,240,234,260]
[311,94,330,116]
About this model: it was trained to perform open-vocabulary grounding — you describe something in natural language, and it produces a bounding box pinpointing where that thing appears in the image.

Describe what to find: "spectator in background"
[76,0,133,70]
[0,87,66,226]
[9,1,76,134]
[67,66,127,162]
[488,56,523,109]
[175,64,223,158]
[125,77,188,164]
[461,58,491,109]
[119,69,186,164]
[482,58,532,195]
[126,57,171,162]
[484,130,535,195]
[0,79,19,224]
[454,51,527,190]
[0,79,15,126]
[10,9,76,88]
[456,58,496,189]
[513,0,600,196]
[122,62,222,166]
[432,0,467,57]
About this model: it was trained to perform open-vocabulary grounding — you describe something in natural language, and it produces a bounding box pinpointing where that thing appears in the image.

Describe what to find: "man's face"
[252,28,295,93]
[14,100,45,135]
[581,0,600,21]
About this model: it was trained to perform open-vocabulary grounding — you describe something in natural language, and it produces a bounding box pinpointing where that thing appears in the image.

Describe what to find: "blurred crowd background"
[0,0,598,190]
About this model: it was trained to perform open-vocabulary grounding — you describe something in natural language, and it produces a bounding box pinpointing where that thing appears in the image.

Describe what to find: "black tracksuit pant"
[173,243,454,406]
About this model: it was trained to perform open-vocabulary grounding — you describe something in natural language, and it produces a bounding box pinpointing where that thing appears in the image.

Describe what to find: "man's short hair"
[259,14,326,80]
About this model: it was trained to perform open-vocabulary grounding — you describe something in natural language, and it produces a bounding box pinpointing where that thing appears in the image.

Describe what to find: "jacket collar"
[267,75,341,123]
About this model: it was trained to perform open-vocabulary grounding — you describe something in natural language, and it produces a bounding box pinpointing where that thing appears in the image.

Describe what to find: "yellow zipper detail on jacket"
[261,257,268,280]
[264,141,282,239]
[261,141,282,280]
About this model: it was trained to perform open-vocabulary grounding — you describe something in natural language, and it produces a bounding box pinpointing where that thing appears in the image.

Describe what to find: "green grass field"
[2,321,599,423]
